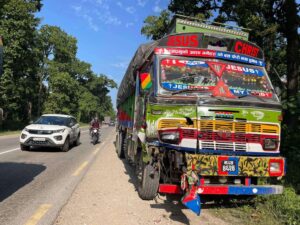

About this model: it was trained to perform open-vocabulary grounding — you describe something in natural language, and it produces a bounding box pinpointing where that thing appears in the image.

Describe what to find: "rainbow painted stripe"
[140,73,152,90]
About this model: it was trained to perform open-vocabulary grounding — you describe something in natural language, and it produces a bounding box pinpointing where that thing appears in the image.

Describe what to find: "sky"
[36,0,169,109]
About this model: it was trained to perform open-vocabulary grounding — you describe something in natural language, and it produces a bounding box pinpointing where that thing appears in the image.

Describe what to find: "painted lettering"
[234,41,260,58]
[167,35,199,47]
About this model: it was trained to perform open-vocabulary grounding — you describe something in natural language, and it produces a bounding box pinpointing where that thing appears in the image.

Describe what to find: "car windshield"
[34,116,68,126]
[160,58,278,102]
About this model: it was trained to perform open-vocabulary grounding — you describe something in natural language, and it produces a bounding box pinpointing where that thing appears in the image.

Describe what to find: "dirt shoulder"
[55,132,228,225]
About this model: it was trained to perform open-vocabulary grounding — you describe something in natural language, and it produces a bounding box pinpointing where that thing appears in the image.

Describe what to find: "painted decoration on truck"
[160,58,274,99]
[155,47,265,66]
[140,73,152,90]
[185,154,285,177]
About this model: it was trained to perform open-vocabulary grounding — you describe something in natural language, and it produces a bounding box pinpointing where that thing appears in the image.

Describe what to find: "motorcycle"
[91,128,100,145]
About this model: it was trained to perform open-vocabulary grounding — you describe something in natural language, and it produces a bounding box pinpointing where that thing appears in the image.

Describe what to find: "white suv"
[20,114,81,152]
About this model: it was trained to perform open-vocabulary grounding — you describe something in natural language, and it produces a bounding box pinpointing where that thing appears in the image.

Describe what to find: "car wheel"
[20,144,30,151]
[74,133,80,146]
[61,137,70,152]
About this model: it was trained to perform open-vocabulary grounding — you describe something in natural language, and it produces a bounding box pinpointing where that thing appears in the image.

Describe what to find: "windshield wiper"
[238,94,266,102]
[171,88,209,95]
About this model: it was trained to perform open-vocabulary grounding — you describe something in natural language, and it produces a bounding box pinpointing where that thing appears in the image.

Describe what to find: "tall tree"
[0,0,42,122]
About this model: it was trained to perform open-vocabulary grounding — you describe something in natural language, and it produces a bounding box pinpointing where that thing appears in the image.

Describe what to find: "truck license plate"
[221,160,236,172]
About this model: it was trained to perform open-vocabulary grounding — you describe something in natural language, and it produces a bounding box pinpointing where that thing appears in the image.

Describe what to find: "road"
[0,127,227,225]
[0,126,112,225]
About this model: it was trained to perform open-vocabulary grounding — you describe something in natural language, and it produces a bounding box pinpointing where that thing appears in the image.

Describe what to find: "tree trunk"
[283,0,299,128]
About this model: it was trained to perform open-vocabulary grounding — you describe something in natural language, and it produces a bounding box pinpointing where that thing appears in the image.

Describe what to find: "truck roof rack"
[168,14,250,41]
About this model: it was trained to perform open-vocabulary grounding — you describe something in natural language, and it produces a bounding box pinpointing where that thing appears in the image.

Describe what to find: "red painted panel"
[159,184,182,194]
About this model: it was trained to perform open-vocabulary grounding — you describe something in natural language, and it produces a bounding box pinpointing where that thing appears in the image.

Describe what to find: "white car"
[20,114,81,152]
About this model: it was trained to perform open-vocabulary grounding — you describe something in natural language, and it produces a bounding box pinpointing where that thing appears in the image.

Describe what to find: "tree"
[0,0,42,122]
[43,71,80,116]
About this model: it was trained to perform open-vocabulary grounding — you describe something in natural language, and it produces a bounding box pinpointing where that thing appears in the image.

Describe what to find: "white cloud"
[137,0,147,7]
[83,14,99,32]
[95,10,121,26]
[111,61,129,69]
[125,22,134,28]
[72,5,82,13]
[72,0,122,29]
[125,6,136,14]
[153,5,162,13]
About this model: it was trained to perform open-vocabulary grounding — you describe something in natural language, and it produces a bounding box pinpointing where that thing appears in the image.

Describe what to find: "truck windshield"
[160,58,277,102]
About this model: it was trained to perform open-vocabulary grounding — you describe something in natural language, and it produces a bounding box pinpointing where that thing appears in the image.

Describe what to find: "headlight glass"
[263,138,277,150]
[53,129,65,134]
[159,130,180,144]
[270,162,280,172]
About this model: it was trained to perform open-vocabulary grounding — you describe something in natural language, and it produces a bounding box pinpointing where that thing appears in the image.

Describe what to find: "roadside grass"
[0,130,21,136]
[79,122,89,127]
[210,187,300,225]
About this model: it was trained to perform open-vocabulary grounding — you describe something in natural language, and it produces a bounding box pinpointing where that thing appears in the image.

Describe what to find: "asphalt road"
[0,126,114,225]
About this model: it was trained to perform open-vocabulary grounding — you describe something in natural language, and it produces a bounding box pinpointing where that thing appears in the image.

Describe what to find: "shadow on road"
[121,159,191,225]
[0,162,46,202]
[26,143,81,153]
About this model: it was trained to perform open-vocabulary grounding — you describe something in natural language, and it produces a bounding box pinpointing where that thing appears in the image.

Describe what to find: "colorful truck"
[116,15,285,215]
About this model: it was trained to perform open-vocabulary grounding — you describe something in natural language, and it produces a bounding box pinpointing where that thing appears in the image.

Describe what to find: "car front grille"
[28,130,53,135]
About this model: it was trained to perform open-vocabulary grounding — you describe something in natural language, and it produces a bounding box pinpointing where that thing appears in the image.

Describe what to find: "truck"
[116,15,285,215]
[103,116,111,125]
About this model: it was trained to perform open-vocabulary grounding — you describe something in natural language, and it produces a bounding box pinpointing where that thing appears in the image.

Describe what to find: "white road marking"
[0,148,20,155]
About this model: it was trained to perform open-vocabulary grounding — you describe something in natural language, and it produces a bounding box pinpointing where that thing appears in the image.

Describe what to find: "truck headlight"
[269,159,284,176]
[270,162,280,173]
[159,130,181,144]
[263,138,277,150]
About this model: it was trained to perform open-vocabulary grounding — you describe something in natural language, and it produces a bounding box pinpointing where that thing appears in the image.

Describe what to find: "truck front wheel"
[137,162,160,200]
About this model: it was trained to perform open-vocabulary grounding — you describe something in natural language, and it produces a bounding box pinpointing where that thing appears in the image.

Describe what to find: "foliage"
[141,10,171,40]
[0,0,116,128]
[0,0,41,122]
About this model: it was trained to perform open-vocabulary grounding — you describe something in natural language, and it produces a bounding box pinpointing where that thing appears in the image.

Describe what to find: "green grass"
[210,188,300,225]
[0,130,21,136]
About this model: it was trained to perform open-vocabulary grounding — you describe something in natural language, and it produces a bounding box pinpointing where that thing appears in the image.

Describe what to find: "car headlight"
[263,138,278,150]
[24,128,29,132]
[52,129,65,134]
[159,130,181,144]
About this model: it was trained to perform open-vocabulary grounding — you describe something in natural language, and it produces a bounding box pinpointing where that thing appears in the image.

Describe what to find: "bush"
[255,188,300,225]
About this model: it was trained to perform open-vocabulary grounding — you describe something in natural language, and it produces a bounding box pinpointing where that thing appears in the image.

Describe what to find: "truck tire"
[138,164,160,200]
[123,133,129,160]
[117,132,125,158]
[20,144,30,151]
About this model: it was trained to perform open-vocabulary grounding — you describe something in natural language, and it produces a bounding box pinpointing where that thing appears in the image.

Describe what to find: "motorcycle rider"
[90,116,100,133]
[90,116,101,144]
